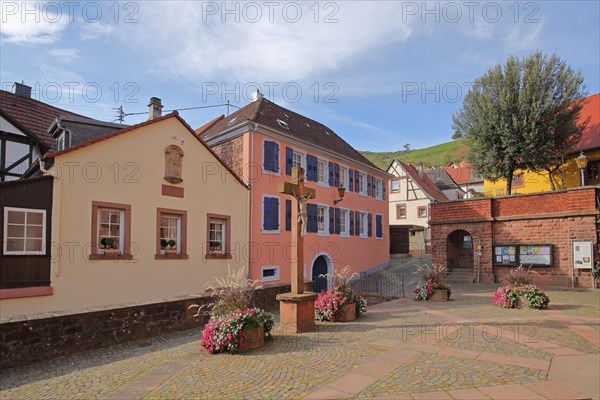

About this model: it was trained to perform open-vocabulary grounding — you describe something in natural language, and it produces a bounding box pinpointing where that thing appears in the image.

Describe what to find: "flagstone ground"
[1,284,598,400]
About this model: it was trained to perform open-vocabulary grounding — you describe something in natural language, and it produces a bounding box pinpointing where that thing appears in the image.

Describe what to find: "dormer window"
[277,119,289,129]
[56,132,69,151]
[227,117,238,125]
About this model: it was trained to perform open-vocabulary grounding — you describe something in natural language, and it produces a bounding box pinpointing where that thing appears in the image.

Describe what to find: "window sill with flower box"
[154,253,189,260]
[89,253,134,261]
[205,253,233,260]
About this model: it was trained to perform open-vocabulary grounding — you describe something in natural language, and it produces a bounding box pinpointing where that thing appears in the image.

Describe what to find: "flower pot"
[429,289,449,302]
[338,302,356,322]
[243,325,265,350]
[516,295,528,309]
[103,249,119,255]
[166,249,177,256]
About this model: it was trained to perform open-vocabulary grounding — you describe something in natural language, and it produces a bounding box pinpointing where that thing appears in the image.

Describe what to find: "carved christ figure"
[293,190,312,236]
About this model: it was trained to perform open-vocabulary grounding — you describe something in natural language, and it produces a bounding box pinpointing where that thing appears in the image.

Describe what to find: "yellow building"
[484,93,599,196]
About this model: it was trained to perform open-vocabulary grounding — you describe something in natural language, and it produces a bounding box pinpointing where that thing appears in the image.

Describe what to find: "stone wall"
[0,282,313,370]
[211,136,244,178]
[430,187,599,287]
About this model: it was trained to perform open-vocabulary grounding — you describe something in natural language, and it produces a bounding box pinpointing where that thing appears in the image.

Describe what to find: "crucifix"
[278,166,317,295]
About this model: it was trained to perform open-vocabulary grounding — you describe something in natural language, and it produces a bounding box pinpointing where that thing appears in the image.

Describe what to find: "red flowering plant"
[189,266,274,354]
[492,266,550,310]
[413,263,450,301]
[314,266,367,321]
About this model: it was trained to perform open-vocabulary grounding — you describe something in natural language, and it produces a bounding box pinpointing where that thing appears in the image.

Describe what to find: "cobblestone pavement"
[1,284,598,400]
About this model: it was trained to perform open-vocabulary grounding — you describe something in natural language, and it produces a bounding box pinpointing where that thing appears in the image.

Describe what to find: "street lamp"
[333,186,346,205]
[575,151,588,186]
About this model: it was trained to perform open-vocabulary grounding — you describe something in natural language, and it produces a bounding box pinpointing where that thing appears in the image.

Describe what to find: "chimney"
[251,88,263,102]
[13,81,32,98]
[148,97,163,120]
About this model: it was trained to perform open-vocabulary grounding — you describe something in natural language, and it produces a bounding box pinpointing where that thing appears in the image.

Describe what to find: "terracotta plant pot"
[338,302,357,322]
[516,295,528,309]
[103,248,119,255]
[166,249,177,256]
[429,289,449,302]
[243,325,265,350]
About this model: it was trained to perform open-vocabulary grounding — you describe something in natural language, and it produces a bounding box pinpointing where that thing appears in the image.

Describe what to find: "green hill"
[361,139,470,170]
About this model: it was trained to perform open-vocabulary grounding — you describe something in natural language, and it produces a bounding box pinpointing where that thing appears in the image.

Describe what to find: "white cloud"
[0,1,68,44]
[47,48,81,63]
[503,21,544,50]
[117,2,414,82]
[79,22,113,41]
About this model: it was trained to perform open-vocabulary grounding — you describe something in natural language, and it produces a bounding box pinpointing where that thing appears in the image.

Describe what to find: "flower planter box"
[102,249,119,255]
[338,303,356,322]
[429,289,449,302]
[243,325,265,350]
[166,249,177,256]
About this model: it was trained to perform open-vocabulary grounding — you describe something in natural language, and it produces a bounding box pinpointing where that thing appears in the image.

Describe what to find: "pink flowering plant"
[492,284,549,309]
[314,266,367,321]
[413,281,433,301]
[413,263,450,301]
[200,307,274,354]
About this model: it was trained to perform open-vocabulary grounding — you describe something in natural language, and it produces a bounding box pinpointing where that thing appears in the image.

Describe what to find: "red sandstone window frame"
[90,201,132,260]
[417,206,427,218]
[396,204,407,219]
[155,208,188,259]
[205,213,232,260]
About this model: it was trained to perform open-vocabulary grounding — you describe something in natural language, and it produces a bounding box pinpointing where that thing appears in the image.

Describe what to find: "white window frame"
[262,138,281,176]
[99,208,126,253]
[358,172,367,196]
[339,208,349,238]
[261,194,281,234]
[292,150,306,172]
[3,207,47,255]
[56,132,69,151]
[261,266,280,282]
[209,218,226,254]
[391,180,400,192]
[356,211,368,238]
[317,204,329,236]
[317,158,328,186]
[339,165,349,190]
[375,213,384,239]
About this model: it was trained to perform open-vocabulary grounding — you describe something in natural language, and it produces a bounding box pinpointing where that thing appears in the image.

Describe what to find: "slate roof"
[425,167,464,192]
[0,89,93,150]
[200,97,381,171]
[395,160,448,202]
[51,115,128,148]
[570,92,600,153]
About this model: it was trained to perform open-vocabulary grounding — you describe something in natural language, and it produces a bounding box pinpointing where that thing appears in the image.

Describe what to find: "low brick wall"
[0,282,313,370]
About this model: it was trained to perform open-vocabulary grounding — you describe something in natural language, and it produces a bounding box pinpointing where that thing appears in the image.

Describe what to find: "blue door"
[312,256,328,293]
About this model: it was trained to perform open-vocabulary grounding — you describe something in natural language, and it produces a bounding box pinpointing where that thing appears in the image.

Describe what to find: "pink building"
[199,94,390,291]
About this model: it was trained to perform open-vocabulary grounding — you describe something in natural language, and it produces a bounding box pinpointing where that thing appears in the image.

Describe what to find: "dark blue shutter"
[367,176,372,196]
[307,203,318,233]
[349,211,355,235]
[335,208,341,234]
[334,164,340,187]
[376,215,383,238]
[306,155,317,181]
[263,141,279,172]
[354,170,360,192]
[348,168,354,191]
[383,181,386,200]
[263,197,279,230]
[328,162,334,186]
[367,213,372,237]
[329,207,334,234]
[285,199,292,231]
[285,147,294,175]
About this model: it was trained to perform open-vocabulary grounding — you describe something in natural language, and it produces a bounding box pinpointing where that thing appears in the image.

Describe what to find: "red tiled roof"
[444,161,482,185]
[195,114,224,136]
[0,89,92,150]
[398,160,448,202]
[569,93,600,153]
[45,112,248,189]
[200,97,381,171]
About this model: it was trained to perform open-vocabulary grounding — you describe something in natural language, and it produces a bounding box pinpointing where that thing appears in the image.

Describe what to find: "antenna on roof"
[113,106,126,124]
[226,100,230,116]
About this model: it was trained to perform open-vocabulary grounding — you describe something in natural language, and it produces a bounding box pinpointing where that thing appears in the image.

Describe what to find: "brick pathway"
[1,284,598,400]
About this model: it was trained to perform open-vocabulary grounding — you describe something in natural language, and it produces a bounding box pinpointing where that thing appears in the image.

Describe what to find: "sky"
[1,0,599,152]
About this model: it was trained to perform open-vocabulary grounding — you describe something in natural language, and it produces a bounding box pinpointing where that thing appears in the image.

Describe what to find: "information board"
[572,240,593,269]
[519,245,552,266]
[494,245,518,266]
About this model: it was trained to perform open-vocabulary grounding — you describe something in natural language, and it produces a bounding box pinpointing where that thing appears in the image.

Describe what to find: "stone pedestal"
[276,292,318,333]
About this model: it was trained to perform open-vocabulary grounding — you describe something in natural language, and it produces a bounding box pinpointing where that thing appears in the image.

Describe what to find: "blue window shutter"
[273,142,279,173]
[383,182,386,200]
[285,147,293,175]
[335,208,341,234]
[334,164,340,187]
[330,208,335,233]
[354,170,360,192]
[263,141,273,171]
[376,215,382,238]
[285,199,292,231]
[348,168,354,191]
[307,203,318,233]
[263,197,275,230]
[328,162,334,186]
[367,213,372,237]
[367,175,372,196]
[306,155,317,181]
[349,211,354,235]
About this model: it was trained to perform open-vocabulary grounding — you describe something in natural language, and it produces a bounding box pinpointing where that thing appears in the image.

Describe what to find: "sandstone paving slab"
[447,387,492,399]
[524,381,591,400]
[478,384,546,399]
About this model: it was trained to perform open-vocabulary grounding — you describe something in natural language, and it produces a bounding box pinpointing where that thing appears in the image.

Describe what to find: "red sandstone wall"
[211,137,244,178]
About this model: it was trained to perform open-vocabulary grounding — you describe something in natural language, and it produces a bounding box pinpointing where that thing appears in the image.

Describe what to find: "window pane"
[7,211,25,224]
[6,238,24,252]
[25,239,43,252]
[100,210,110,223]
[7,224,25,238]
[110,225,120,236]
[27,225,43,239]
[99,224,110,236]
[110,212,120,224]
[26,212,44,225]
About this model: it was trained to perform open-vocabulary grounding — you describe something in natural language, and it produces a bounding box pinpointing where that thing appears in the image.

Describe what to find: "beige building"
[1,110,249,318]
[387,159,448,255]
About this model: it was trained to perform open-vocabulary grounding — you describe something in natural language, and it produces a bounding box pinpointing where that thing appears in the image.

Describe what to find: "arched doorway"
[447,230,474,270]
[312,255,329,293]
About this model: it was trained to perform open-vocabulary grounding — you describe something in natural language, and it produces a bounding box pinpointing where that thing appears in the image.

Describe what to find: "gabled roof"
[45,112,248,189]
[390,159,448,202]
[570,92,600,153]
[51,115,128,148]
[200,97,380,171]
[444,161,483,185]
[0,89,94,150]
[425,167,465,193]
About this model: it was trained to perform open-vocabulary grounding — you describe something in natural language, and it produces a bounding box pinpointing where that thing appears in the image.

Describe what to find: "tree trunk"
[547,169,556,191]
[506,170,513,196]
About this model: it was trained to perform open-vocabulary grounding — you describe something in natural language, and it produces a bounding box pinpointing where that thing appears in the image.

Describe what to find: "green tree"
[452,52,587,195]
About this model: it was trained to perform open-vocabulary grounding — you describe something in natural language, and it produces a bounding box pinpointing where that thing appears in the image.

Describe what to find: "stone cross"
[278,167,317,295]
